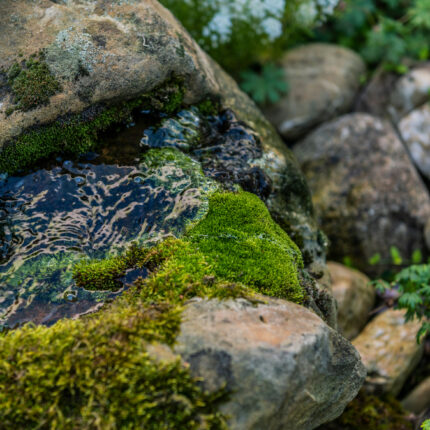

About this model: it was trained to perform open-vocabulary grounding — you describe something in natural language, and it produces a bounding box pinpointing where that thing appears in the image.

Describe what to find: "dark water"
[0,113,218,328]
[0,107,265,329]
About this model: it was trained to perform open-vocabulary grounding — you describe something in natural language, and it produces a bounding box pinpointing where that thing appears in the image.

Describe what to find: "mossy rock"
[74,191,305,304]
[320,393,414,430]
[0,298,228,429]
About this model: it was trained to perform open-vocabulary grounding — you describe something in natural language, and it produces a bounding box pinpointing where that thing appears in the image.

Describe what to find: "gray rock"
[294,113,430,275]
[263,43,366,141]
[176,297,366,430]
[398,103,430,179]
[402,376,430,415]
[328,262,375,340]
[353,309,424,396]
[388,64,430,122]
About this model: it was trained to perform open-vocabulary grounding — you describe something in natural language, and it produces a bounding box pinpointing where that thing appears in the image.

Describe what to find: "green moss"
[73,256,128,291]
[0,79,185,175]
[7,54,62,112]
[322,393,414,430]
[187,191,305,302]
[134,238,253,304]
[74,191,305,304]
[0,300,227,429]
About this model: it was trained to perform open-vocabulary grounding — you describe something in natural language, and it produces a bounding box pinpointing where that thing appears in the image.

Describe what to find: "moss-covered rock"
[6,53,62,114]
[75,191,305,304]
[0,298,228,429]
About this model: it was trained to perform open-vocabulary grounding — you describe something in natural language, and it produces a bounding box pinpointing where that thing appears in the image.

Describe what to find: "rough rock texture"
[176,297,366,430]
[327,262,375,340]
[398,104,430,179]
[402,376,430,414]
[0,0,325,264]
[263,43,366,141]
[294,113,430,274]
[354,66,398,118]
[353,309,423,396]
[388,64,430,122]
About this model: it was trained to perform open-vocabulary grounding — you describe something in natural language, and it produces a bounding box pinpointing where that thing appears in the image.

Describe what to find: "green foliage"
[373,264,430,342]
[369,253,381,266]
[0,79,185,175]
[240,63,288,105]
[314,0,430,70]
[0,300,228,429]
[390,246,403,266]
[159,0,308,78]
[7,53,62,112]
[422,420,430,430]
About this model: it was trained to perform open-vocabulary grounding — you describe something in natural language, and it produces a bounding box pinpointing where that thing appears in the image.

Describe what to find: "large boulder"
[294,113,430,274]
[176,297,366,430]
[263,43,365,141]
[0,0,325,265]
[353,309,423,396]
[328,262,375,340]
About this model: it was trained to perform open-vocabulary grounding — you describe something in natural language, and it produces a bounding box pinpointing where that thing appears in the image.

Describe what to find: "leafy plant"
[373,264,430,342]
[313,0,430,71]
[240,63,289,105]
[422,420,430,430]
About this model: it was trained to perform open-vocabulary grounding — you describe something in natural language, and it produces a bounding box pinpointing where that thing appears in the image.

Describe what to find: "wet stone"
[141,108,273,200]
[0,144,217,329]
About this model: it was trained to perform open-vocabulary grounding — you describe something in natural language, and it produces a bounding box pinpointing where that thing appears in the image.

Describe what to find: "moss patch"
[187,191,304,302]
[0,300,227,429]
[7,53,62,113]
[321,393,414,430]
[74,191,305,304]
[0,78,185,175]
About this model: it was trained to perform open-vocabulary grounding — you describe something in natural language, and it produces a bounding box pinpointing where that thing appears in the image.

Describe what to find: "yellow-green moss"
[0,300,227,429]
[322,393,414,430]
[187,191,304,302]
[0,79,185,175]
[7,54,62,112]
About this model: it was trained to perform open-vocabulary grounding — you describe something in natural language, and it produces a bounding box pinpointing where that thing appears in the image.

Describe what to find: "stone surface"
[0,0,325,265]
[388,64,430,122]
[328,262,375,340]
[263,43,365,141]
[176,297,366,430]
[354,66,398,118]
[398,103,430,179]
[353,309,423,396]
[294,113,430,274]
[402,376,430,414]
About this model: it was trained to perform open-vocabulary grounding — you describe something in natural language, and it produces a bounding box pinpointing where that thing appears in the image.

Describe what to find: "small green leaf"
[412,249,423,264]
[390,246,403,265]
[369,253,381,265]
